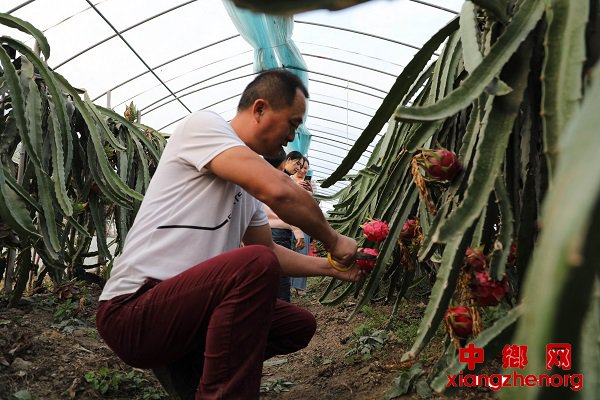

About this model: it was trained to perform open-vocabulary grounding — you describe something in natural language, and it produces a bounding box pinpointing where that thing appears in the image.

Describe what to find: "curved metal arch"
[294,20,423,52]
[308,115,363,131]
[309,130,375,152]
[7,0,36,14]
[409,0,459,14]
[108,37,401,107]
[302,53,398,78]
[307,121,362,135]
[93,35,243,102]
[54,0,198,69]
[310,136,373,155]
[285,66,388,94]
[307,150,367,168]
[141,65,392,121]
[10,0,454,119]
[115,58,387,115]
[296,40,404,69]
[139,44,400,116]
[104,61,394,124]
[113,59,252,110]
[308,99,374,119]
[143,64,393,131]
[140,65,253,114]
[308,142,371,162]
[157,92,241,131]
[310,91,377,112]
[83,0,191,112]
[309,78,384,100]
[154,91,380,133]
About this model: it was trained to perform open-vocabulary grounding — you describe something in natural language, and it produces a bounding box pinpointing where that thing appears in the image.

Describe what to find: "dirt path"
[0,280,494,399]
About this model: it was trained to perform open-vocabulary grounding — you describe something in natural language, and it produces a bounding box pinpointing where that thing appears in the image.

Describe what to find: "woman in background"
[283,150,304,176]
[291,157,313,295]
[264,150,305,301]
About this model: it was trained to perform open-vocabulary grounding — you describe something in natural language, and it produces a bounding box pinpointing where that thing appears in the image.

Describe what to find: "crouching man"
[96,69,362,399]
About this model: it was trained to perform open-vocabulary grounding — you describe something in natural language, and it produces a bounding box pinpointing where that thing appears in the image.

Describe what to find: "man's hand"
[328,233,358,267]
[328,260,366,282]
[295,237,305,250]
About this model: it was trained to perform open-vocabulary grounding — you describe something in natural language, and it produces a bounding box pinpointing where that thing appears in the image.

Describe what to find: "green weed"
[345,327,387,363]
[53,298,79,323]
[83,367,167,399]
[260,379,294,393]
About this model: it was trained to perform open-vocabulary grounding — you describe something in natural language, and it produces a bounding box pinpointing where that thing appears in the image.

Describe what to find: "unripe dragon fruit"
[507,241,517,267]
[465,247,487,272]
[421,148,461,181]
[399,219,418,240]
[445,306,473,339]
[356,248,379,272]
[471,271,509,306]
[362,219,389,243]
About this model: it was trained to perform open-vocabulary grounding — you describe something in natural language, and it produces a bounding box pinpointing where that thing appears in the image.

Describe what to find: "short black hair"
[264,148,287,168]
[238,69,309,111]
[286,150,303,162]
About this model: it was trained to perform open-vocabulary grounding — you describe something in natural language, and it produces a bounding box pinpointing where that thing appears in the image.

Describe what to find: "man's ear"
[253,99,267,120]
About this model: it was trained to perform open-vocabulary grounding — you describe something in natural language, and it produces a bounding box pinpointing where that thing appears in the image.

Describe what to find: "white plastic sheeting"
[2,0,461,198]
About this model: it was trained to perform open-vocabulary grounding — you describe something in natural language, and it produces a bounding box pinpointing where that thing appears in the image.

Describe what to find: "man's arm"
[242,225,364,282]
[207,146,357,265]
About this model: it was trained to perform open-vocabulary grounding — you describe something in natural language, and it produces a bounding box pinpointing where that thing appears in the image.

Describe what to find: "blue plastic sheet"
[223,0,312,156]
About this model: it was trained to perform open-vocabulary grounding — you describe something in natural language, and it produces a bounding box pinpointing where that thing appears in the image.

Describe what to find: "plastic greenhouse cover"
[1,0,460,201]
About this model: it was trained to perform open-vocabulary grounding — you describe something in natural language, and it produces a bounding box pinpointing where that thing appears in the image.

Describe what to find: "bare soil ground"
[0,279,497,399]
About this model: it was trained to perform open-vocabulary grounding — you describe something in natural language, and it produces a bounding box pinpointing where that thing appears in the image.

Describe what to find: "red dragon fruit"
[399,219,418,240]
[356,248,379,272]
[421,148,462,181]
[471,271,509,306]
[465,247,487,272]
[445,306,473,339]
[362,219,389,243]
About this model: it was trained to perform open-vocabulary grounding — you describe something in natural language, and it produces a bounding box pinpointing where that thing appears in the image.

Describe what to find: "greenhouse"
[0,0,598,399]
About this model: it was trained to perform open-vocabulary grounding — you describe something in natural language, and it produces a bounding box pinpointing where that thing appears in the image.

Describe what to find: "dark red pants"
[96,245,316,399]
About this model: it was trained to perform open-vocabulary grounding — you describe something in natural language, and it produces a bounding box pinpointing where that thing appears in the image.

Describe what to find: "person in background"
[291,157,313,295]
[283,150,304,176]
[292,156,314,193]
[263,149,306,302]
[95,69,362,399]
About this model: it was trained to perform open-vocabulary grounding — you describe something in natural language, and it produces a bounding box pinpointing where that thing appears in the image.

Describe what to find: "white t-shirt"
[99,111,268,301]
